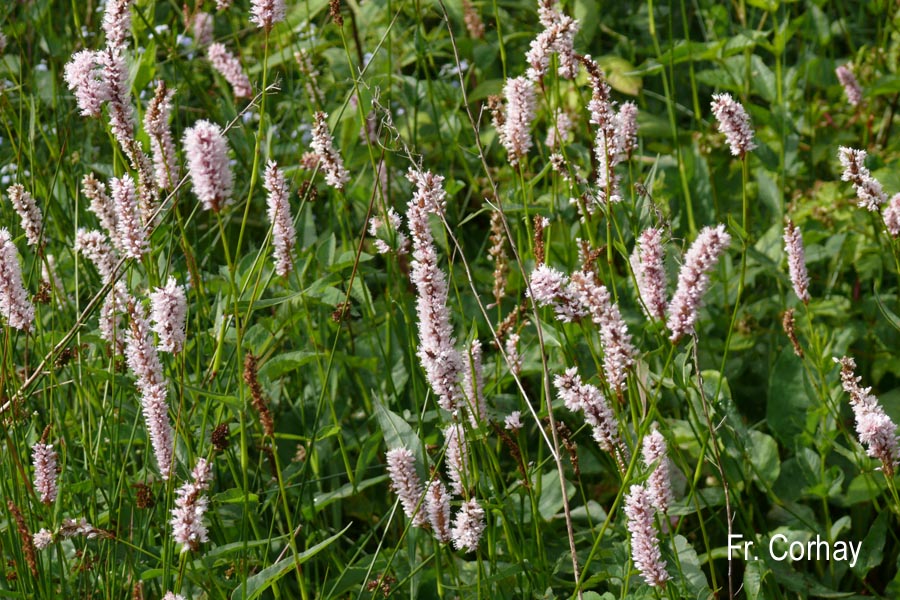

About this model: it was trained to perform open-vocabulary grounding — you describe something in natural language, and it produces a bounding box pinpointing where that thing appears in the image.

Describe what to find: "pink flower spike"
[170,457,213,552]
[710,93,756,157]
[385,447,426,527]
[836,65,863,107]
[631,227,667,321]
[451,499,486,552]
[64,50,111,118]
[264,161,296,277]
[310,112,350,190]
[6,184,43,247]
[251,0,286,31]
[624,484,669,588]
[150,277,187,353]
[111,176,148,259]
[32,441,58,505]
[207,43,252,99]
[103,0,133,51]
[183,120,234,212]
[783,221,810,304]
[0,229,35,332]
[499,76,536,166]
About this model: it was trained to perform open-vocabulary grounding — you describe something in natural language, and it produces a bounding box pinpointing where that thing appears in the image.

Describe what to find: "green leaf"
[537,470,574,520]
[767,347,811,444]
[596,56,642,96]
[672,535,712,598]
[743,560,764,600]
[852,511,887,578]
[259,351,319,380]
[373,400,424,469]
[748,430,780,490]
[230,525,351,600]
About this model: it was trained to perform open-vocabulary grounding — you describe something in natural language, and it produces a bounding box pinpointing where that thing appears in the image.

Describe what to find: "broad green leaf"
[748,430,780,490]
[596,56,641,96]
[673,535,713,598]
[767,347,811,444]
[259,351,319,380]
[852,510,887,578]
[230,525,351,600]
[374,400,424,469]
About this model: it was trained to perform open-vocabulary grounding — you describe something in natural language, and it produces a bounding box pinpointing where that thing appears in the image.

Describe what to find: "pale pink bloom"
[667,224,731,342]
[838,146,887,211]
[310,112,350,190]
[6,184,42,246]
[451,499,485,552]
[0,229,34,332]
[140,382,174,480]
[835,356,900,476]
[64,50,110,118]
[100,281,130,354]
[631,227,667,321]
[710,93,756,157]
[569,271,635,395]
[616,101,639,158]
[368,208,409,255]
[162,594,185,600]
[527,0,579,81]
[884,193,900,237]
[583,56,621,206]
[184,120,233,212]
[150,277,187,353]
[553,367,623,456]
[263,161,296,277]
[82,173,119,248]
[425,480,452,543]
[102,48,138,160]
[504,410,523,432]
[192,12,214,47]
[624,484,669,588]
[406,169,463,412]
[111,176,147,259]
[385,447,426,526]
[445,423,469,496]
[545,111,572,149]
[171,458,213,552]
[74,228,116,283]
[641,426,673,515]
[60,518,98,539]
[103,0,133,51]
[462,339,486,425]
[126,302,166,393]
[783,221,810,304]
[499,77,536,166]
[32,442,58,505]
[527,264,587,323]
[216,0,233,8]
[505,333,521,376]
[251,0,286,30]
[144,81,179,190]
[207,43,252,99]
[294,49,325,106]
[836,65,863,107]
[33,529,53,550]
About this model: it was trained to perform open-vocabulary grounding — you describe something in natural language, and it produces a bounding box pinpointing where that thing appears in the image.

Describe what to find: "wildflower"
[310,112,350,190]
[667,224,731,343]
[102,48,137,160]
[64,50,111,118]
[884,193,900,237]
[192,12,214,47]
[144,81,179,190]
[526,0,579,81]
[33,529,53,550]
[488,210,509,306]
[264,161,296,276]
[616,101,639,158]
[836,64,863,107]
[368,207,409,255]
[710,93,756,157]
[783,221,810,304]
[839,146,887,211]
[103,0,132,51]
[111,175,148,259]
[462,339,486,425]
[385,447,426,526]
[624,484,669,588]
[207,43,252,99]
[82,173,119,247]
[216,0,232,8]
[294,49,325,106]
[150,277,187,353]
[451,499,485,552]
[835,356,900,477]
[126,302,174,478]
[32,441,58,505]
[505,333,521,376]
[74,228,116,283]
[183,119,233,212]
[6,184,42,247]
[499,77,536,166]
[631,227,667,321]
[171,457,213,552]
[462,0,484,39]
[641,426,672,514]
[100,281,130,354]
[569,271,635,396]
[425,481,452,543]
[553,367,623,457]
[163,594,185,600]
[250,0,286,31]
[445,423,469,496]
[244,353,275,437]
[0,229,35,332]
[545,111,572,149]
[580,55,622,206]
[406,169,463,412]
[527,264,586,323]
[504,410,523,432]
